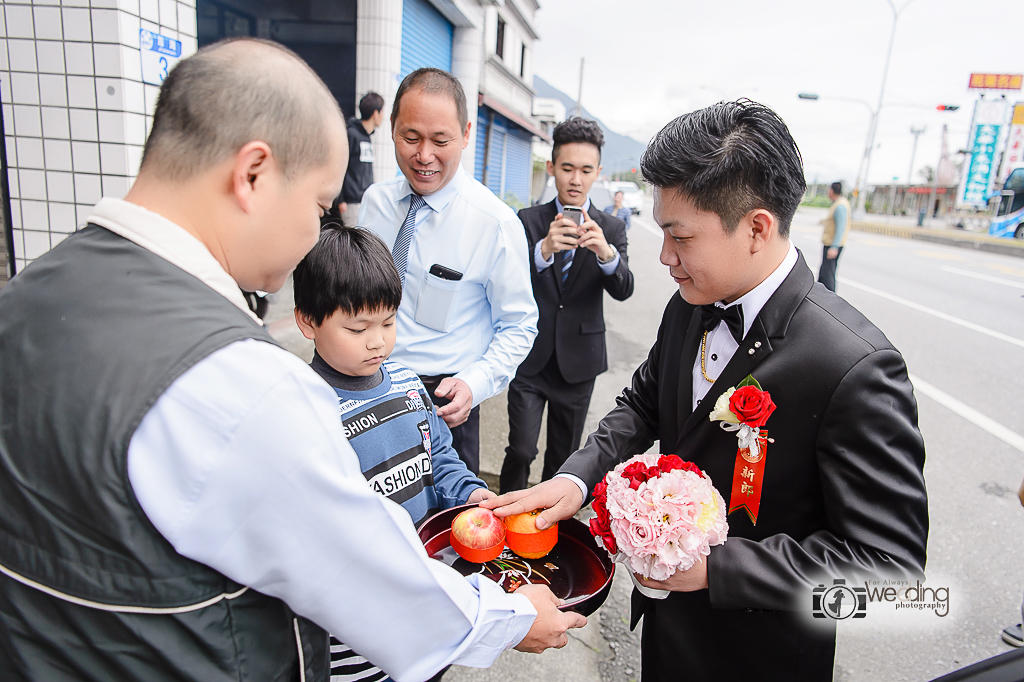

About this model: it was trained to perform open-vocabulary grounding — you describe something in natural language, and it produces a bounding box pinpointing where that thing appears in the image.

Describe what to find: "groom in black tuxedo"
[485,101,929,680]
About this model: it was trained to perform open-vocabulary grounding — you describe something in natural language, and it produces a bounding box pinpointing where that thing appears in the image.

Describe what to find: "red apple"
[504,510,558,559]
[450,507,506,563]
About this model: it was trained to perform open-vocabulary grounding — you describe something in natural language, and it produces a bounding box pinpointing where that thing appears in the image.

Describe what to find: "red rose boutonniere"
[708,374,776,525]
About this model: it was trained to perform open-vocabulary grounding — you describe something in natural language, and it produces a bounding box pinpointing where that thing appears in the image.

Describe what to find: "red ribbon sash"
[728,431,768,525]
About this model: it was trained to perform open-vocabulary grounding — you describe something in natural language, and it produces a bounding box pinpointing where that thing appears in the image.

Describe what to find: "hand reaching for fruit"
[467,488,497,504]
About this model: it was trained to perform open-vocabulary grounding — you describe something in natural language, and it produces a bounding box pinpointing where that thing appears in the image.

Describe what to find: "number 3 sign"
[140,29,183,86]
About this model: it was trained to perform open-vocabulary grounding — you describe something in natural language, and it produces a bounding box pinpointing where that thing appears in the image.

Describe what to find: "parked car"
[610,181,644,215]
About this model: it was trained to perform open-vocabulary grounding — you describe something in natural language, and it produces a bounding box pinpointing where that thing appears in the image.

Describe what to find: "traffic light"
[936,104,960,111]
[631,167,637,174]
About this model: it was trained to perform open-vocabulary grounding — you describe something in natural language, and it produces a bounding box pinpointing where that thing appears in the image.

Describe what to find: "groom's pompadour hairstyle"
[640,99,806,237]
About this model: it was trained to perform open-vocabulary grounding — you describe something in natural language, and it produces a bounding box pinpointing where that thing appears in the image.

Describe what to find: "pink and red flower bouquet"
[589,453,728,582]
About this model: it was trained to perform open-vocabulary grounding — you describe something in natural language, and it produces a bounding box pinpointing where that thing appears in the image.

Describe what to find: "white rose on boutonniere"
[709,387,740,424]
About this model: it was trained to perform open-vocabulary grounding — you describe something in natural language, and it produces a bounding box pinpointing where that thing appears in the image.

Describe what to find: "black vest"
[0,225,327,681]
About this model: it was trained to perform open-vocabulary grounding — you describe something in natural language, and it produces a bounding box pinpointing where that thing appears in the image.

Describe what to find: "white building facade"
[1,0,544,277]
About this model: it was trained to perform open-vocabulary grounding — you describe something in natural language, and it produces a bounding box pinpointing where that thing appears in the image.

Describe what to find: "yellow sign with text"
[968,73,1023,90]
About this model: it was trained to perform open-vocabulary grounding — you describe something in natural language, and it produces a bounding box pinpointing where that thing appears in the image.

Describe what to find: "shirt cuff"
[555,473,590,503]
[534,241,554,272]
[454,365,490,409]
[597,247,620,275]
[447,576,537,668]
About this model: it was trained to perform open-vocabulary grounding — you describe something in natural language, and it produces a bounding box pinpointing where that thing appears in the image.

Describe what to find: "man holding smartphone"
[359,68,538,474]
[500,118,634,493]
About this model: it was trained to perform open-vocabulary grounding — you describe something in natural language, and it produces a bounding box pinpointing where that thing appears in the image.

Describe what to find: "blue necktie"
[560,248,574,283]
[393,193,426,286]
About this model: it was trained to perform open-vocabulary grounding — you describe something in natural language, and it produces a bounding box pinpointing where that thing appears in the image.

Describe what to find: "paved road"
[266,204,1024,681]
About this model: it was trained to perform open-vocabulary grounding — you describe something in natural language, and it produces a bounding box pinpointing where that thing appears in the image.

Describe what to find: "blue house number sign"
[140,29,182,85]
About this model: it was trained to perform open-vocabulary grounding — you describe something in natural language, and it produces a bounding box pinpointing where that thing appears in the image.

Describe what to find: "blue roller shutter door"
[503,127,532,206]
[401,0,453,77]
[473,106,533,206]
[475,109,488,181]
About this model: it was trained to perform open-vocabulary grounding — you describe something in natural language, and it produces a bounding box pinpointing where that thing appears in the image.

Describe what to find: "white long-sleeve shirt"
[358,168,539,406]
[87,199,536,682]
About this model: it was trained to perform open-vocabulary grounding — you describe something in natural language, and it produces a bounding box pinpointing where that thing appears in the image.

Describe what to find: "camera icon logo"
[812,579,867,620]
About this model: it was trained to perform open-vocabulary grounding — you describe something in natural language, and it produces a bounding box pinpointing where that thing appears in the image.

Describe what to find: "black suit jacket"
[516,201,634,384]
[561,251,928,681]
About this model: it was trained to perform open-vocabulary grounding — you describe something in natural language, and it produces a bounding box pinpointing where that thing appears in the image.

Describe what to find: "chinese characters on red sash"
[728,431,768,525]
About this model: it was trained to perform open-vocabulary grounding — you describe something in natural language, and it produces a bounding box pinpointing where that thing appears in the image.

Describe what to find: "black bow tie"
[700,304,745,343]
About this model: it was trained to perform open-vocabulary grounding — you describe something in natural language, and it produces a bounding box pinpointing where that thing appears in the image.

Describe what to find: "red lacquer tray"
[417,504,615,617]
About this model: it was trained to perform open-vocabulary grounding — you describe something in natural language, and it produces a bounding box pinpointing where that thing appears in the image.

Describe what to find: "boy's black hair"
[831,181,843,195]
[293,224,403,326]
[640,99,806,238]
[551,117,604,164]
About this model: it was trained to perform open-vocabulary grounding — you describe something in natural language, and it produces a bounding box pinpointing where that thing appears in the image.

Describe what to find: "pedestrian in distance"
[818,181,849,292]
[604,190,632,230]
[334,91,385,225]
[500,117,634,494]
[0,39,582,682]
[359,68,539,475]
[485,100,928,682]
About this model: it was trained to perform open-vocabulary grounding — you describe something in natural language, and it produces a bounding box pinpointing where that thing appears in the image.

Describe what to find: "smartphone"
[562,206,584,226]
[429,263,463,281]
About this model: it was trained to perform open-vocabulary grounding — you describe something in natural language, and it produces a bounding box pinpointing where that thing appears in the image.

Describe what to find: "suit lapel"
[673,250,815,448]
[676,319,774,447]
[675,308,704,431]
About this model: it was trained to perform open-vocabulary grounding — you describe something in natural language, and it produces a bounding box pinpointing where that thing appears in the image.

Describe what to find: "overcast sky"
[531,0,1024,187]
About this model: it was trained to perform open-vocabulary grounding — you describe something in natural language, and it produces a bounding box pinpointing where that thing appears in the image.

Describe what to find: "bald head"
[141,38,344,182]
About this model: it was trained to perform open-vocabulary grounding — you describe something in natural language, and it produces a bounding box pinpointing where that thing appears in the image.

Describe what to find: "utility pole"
[907,125,926,185]
[575,57,584,118]
[927,124,949,224]
[860,0,919,215]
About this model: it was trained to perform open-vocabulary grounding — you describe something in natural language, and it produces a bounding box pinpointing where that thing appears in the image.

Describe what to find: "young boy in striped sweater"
[294,225,494,682]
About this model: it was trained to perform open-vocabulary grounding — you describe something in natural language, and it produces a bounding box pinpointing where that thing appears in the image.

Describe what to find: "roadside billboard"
[998,104,1024,182]
[968,73,1023,90]
[957,99,1008,208]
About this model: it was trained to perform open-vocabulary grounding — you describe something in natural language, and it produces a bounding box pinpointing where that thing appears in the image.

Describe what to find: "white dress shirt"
[532,197,620,275]
[91,199,536,682]
[358,168,539,406]
[558,244,798,502]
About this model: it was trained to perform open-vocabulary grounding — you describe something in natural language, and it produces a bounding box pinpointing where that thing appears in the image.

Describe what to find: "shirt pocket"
[415,272,462,332]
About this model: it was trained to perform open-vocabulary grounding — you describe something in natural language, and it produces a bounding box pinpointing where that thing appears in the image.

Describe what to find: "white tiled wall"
[1,0,197,272]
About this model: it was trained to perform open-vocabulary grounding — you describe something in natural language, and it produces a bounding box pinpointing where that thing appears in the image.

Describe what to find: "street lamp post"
[798,93,876,211]
[860,0,919,214]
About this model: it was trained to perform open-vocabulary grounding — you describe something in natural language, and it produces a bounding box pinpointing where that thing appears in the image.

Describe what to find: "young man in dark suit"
[499,118,634,493]
[487,101,929,680]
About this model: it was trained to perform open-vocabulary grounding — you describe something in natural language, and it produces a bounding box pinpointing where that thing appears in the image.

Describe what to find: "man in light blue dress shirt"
[359,69,539,474]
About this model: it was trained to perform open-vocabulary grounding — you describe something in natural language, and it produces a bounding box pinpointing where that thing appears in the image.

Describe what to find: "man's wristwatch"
[597,247,616,264]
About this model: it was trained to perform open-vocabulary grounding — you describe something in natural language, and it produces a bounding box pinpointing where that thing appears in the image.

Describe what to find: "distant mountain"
[533,75,647,174]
